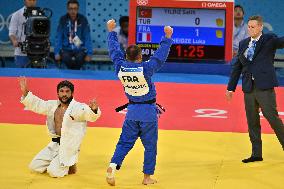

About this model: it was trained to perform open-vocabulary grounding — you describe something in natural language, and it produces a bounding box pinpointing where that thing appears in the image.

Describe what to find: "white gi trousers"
[29,141,69,177]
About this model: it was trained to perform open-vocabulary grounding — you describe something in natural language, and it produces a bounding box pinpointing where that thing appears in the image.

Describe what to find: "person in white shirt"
[19,77,101,177]
[233,5,249,57]
[9,0,37,67]
[113,16,129,50]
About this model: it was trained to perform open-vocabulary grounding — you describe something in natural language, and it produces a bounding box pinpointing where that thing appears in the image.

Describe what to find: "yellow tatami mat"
[1,123,284,189]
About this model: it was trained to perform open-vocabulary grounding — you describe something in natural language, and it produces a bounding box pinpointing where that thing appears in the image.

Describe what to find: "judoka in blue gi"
[105,19,173,186]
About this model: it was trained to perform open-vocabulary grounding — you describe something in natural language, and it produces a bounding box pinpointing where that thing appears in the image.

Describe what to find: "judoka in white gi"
[19,77,101,177]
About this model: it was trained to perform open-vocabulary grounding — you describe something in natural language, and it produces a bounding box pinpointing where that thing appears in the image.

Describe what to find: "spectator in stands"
[114,16,129,50]
[9,0,37,68]
[54,0,93,70]
[233,5,249,57]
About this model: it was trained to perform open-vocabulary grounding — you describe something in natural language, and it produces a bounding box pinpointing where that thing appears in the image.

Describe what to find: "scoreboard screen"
[129,0,234,62]
[137,7,226,61]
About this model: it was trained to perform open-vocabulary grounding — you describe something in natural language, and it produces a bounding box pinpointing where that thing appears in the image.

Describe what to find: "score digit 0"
[195,17,200,25]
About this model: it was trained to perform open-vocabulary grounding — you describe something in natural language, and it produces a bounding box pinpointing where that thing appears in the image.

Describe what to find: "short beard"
[59,96,73,104]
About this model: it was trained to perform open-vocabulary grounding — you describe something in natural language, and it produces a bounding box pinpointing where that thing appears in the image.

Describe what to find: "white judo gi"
[21,92,101,177]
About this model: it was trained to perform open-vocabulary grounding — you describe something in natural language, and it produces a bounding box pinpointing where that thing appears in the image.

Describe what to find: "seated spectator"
[54,0,93,70]
[233,5,249,57]
[114,16,129,50]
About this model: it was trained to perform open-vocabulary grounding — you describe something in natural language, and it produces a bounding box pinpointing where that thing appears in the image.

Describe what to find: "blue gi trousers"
[111,119,158,175]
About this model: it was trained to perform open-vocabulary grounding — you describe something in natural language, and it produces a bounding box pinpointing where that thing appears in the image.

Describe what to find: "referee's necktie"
[247,40,257,61]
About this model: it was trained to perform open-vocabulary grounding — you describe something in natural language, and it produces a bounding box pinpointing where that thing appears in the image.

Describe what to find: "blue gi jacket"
[108,31,173,122]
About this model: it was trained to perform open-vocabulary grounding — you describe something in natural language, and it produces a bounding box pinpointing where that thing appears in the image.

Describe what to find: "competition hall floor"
[0,68,284,189]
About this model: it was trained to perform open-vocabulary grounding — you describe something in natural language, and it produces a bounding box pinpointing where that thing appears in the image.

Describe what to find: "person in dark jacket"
[54,0,93,70]
[226,15,284,163]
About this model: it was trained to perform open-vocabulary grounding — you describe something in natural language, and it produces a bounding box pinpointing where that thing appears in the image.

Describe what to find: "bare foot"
[142,175,157,185]
[106,167,115,186]
[68,164,77,174]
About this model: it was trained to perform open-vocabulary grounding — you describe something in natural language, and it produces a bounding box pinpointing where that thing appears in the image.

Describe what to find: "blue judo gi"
[107,31,173,175]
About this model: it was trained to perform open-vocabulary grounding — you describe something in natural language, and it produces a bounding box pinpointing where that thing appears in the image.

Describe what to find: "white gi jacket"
[21,91,101,167]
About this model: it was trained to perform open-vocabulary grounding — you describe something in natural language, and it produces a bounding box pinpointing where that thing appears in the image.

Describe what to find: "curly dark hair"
[57,80,74,93]
[119,16,129,26]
